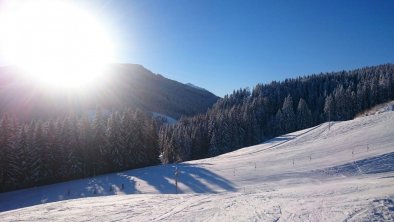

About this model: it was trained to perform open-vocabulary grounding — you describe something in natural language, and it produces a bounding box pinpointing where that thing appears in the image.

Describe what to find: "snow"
[151,112,177,124]
[357,100,394,117]
[1,110,394,221]
[186,83,209,92]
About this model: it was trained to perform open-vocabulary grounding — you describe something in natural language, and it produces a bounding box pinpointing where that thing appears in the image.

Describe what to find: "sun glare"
[0,0,115,90]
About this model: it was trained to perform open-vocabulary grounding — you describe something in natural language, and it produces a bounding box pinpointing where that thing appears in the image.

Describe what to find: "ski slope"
[1,110,394,221]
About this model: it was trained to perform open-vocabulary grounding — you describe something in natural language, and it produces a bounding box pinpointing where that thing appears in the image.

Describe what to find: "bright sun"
[0,0,115,90]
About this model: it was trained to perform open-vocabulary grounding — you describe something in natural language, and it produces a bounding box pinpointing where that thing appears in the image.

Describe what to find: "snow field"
[1,110,394,221]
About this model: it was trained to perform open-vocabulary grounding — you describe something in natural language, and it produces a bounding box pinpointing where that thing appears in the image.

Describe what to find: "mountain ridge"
[0,64,219,120]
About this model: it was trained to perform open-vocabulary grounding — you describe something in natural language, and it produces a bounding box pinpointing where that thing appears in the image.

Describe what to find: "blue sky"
[6,0,394,96]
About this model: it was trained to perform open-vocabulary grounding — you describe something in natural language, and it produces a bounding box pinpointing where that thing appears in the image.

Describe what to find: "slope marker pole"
[175,166,179,194]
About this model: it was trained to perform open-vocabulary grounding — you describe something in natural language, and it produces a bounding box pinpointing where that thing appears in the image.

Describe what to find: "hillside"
[1,109,393,221]
[159,64,394,163]
[0,64,219,120]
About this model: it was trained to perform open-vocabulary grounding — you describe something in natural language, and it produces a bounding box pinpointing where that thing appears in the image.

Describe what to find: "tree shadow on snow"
[129,163,236,194]
[0,172,138,212]
[177,163,236,193]
[264,135,296,144]
[317,151,394,176]
[0,163,236,212]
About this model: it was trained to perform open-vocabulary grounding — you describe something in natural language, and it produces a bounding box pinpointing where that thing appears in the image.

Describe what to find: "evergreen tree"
[296,98,312,130]
[79,115,93,177]
[66,115,84,179]
[274,109,284,135]
[92,107,108,174]
[8,125,29,188]
[281,95,296,133]
[120,109,136,168]
[324,95,334,123]
[107,112,124,170]
[26,121,40,185]
[0,114,15,191]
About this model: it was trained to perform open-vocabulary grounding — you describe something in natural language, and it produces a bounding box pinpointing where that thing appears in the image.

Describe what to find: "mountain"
[1,63,392,194]
[0,64,219,120]
[1,110,393,221]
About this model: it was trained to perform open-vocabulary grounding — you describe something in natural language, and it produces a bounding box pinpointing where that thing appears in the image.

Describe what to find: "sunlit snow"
[1,107,393,221]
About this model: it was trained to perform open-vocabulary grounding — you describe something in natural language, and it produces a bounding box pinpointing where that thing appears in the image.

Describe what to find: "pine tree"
[0,114,15,191]
[67,115,84,179]
[281,95,296,133]
[39,121,55,183]
[26,121,40,185]
[324,95,334,123]
[92,107,108,174]
[78,115,92,177]
[120,109,135,168]
[44,120,61,182]
[8,125,30,188]
[145,117,159,165]
[274,109,284,135]
[296,98,312,130]
[208,131,219,156]
[158,126,176,164]
[132,109,148,167]
[107,112,124,171]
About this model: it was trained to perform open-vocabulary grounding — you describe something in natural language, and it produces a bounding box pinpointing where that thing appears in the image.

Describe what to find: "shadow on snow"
[0,163,235,212]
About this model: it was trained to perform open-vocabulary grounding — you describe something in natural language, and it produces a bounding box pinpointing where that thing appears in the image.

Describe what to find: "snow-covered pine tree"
[43,120,60,182]
[132,109,148,167]
[281,95,296,133]
[120,109,135,168]
[274,109,284,135]
[144,116,159,165]
[92,107,109,174]
[8,125,29,188]
[66,115,84,179]
[0,114,15,191]
[324,95,334,123]
[33,122,46,185]
[106,112,124,171]
[296,98,312,130]
[78,115,94,177]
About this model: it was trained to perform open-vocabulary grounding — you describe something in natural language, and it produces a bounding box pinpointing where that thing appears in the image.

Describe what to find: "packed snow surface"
[1,111,394,221]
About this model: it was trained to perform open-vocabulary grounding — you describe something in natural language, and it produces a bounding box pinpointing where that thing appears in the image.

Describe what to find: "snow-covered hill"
[357,100,394,117]
[0,64,219,120]
[1,111,394,221]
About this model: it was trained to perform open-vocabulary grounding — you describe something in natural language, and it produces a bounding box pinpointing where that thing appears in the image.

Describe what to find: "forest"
[159,64,394,162]
[1,64,393,192]
[0,108,159,192]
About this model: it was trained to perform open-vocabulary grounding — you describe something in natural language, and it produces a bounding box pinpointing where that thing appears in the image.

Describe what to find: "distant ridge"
[186,83,208,92]
[0,64,219,120]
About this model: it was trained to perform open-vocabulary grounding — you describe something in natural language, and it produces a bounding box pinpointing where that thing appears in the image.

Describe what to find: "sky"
[3,0,394,96]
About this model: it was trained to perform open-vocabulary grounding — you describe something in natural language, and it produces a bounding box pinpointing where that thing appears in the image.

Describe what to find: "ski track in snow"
[1,111,394,221]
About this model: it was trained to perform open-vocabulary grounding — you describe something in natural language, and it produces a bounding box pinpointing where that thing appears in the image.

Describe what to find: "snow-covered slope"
[357,100,394,117]
[1,111,394,221]
[151,112,177,124]
[186,83,209,92]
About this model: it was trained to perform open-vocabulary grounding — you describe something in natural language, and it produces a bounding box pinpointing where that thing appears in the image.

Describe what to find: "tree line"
[1,64,393,192]
[0,108,159,192]
[159,64,394,163]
